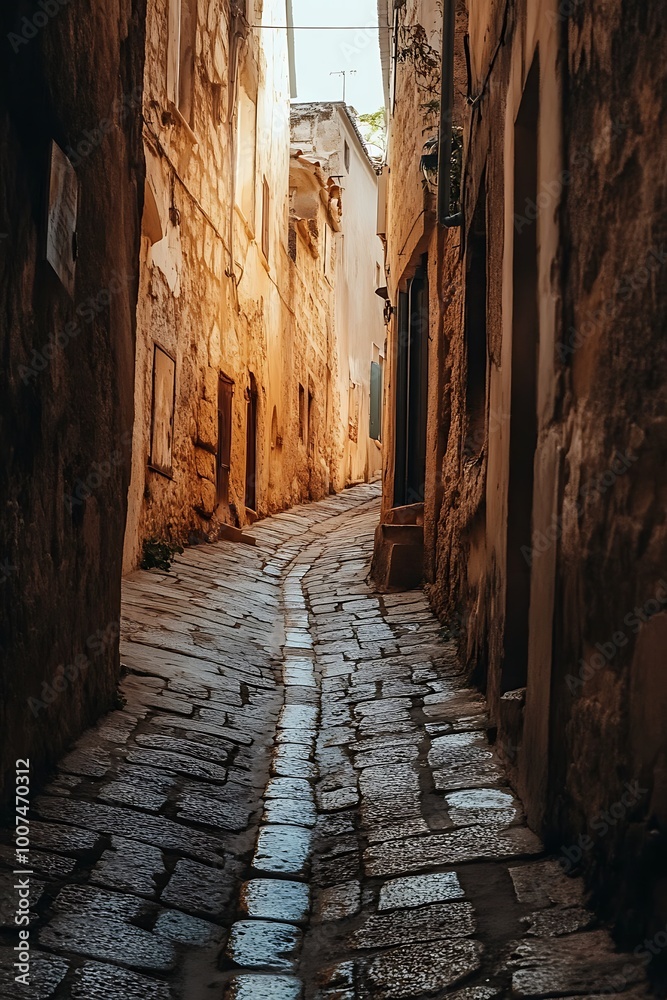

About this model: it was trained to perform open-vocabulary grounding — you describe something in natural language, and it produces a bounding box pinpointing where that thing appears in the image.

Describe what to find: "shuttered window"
[370,361,383,441]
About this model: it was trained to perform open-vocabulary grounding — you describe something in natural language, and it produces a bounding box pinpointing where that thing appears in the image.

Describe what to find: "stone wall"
[548,0,667,947]
[0,0,146,800]
[290,103,386,488]
[123,0,344,572]
[426,0,667,953]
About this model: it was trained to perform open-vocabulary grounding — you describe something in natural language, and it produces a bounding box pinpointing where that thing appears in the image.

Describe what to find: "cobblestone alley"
[0,486,653,999]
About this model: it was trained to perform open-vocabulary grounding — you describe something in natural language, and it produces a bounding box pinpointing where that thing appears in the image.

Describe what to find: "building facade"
[291,103,386,487]
[123,0,346,572]
[376,0,667,952]
[0,0,147,799]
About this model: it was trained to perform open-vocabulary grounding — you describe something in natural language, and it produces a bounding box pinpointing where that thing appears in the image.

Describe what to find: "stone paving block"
[284,667,317,687]
[69,960,174,999]
[99,779,170,813]
[364,939,483,999]
[277,727,316,749]
[428,732,503,790]
[316,881,362,921]
[126,747,229,783]
[153,908,225,946]
[364,825,543,877]
[271,745,318,780]
[0,947,69,999]
[508,859,585,908]
[318,786,360,811]
[151,714,254,744]
[312,851,361,888]
[92,836,164,897]
[352,743,419,770]
[445,788,523,828]
[161,858,235,919]
[134,731,231,764]
[510,931,647,996]
[349,901,476,949]
[267,776,316,802]
[226,920,303,972]
[176,787,255,831]
[40,915,176,972]
[358,762,420,799]
[378,871,465,911]
[365,817,430,843]
[316,812,357,838]
[29,818,100,855]
[280,704,318,730]
[225,972,303,999]
[52,884,148,921]
[522,905,595,936]
[263,796,317,828]
[253,825,313,877]
[59,746,114,778]
[240,879,310,923]
[34,796,223,864]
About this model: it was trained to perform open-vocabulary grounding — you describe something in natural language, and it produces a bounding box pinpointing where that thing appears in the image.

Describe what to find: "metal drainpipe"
[437,0,461,228]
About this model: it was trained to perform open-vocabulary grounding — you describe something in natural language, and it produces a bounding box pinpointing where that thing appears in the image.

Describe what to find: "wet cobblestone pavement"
[0,485,654,998]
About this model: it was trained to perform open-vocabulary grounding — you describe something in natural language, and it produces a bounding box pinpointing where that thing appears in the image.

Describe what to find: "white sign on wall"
[46,140,78,297]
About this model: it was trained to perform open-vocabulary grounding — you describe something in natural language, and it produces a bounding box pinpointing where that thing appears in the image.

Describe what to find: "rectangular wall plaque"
[149,344,176,477]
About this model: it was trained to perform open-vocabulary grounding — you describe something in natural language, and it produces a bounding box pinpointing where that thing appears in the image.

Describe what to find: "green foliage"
[358,109,387,153]
[450,126,464,215]
[141,537,184,572]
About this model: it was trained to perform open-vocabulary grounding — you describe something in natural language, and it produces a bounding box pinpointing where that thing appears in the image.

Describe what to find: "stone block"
[196,447,216,482]
[199,479,218,517]
[197,398,217,451]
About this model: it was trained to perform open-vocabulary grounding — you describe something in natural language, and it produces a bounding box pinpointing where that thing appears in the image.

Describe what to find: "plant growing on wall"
[141,538,184,572]
[419,125,463,215]
[358,109,387,154]
[394,0,442,125]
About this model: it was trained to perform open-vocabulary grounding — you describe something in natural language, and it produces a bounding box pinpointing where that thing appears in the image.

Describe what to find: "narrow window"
[307,390,314,450]
[298,383,305,441]
[503,53,540,694]
[217,374,234,502]
[236,88,257,226]
[262,177,270,261]
[370,360,383,441]
[167,0,197,123]
[344,140,350,173]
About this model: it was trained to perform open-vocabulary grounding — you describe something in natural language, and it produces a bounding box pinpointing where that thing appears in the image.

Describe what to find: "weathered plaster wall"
[426,0,667,951]
[291,103,385,487]
[0,0,146,798]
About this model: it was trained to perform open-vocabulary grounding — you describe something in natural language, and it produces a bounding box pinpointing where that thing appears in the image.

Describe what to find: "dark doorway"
[394,259,429,507]
[245,373,258,512]
[503,54,540,693]
[217,373,233,503]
